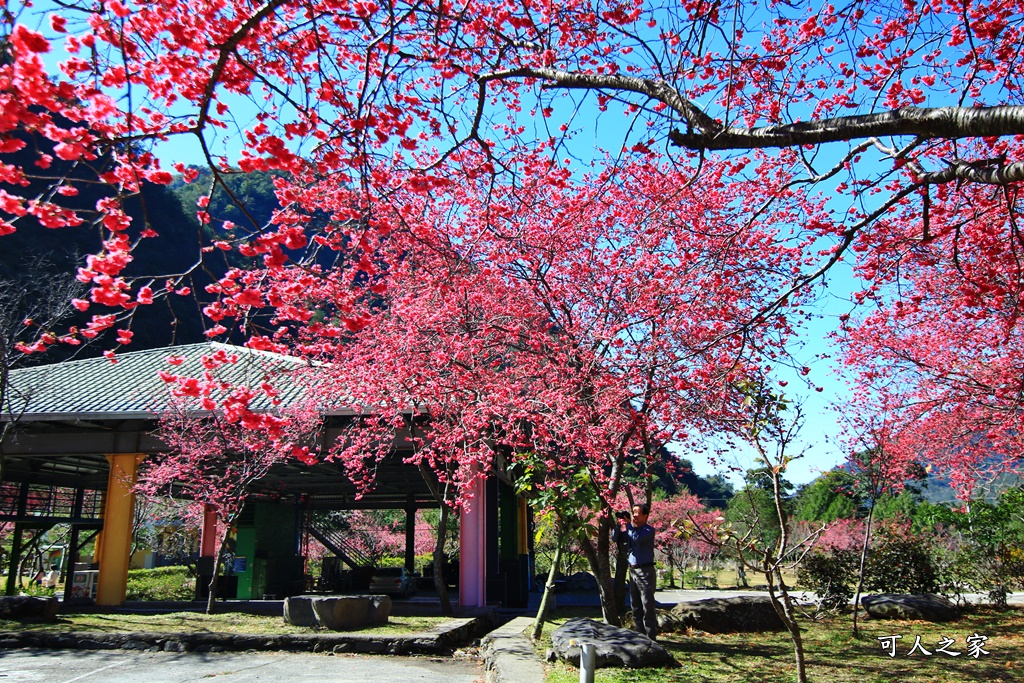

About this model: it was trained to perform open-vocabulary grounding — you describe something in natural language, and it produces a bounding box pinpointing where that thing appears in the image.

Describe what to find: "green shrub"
[799,549,858,612]
[378,554,434,571]
[866,534,938,594]
[18,582,57,598]
[680,569,717,588]
[126,565,196,601]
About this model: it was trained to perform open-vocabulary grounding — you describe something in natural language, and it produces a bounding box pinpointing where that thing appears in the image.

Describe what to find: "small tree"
[139,396,317,613]
[678,384,823,683]
[841,432,923,636]
[655,493,717,588]
[509,450,604,641]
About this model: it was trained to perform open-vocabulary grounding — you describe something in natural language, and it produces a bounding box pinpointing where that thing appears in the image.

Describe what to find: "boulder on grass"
[0,596,59,621]
[283,595,391,630]
[861,594,960,622]
[549,618,674,669]
[312,596,367,631]
[663,595,786,634]
[562,572,599,592]
[283,595,318,627]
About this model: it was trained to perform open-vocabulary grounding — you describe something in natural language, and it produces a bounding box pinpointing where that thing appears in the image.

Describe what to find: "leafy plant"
[125,566,196,602]
[799,549,859,613]
[918,488,1024,607]
[865,533,938,594]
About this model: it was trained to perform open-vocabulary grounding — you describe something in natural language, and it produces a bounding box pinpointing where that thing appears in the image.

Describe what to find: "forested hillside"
[0,158,282,363]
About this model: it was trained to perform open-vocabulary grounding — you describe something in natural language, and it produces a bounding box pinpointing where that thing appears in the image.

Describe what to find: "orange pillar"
[96,453,143,606]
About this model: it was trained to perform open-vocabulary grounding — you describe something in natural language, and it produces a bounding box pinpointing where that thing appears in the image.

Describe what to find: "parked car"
[369,567,418,598]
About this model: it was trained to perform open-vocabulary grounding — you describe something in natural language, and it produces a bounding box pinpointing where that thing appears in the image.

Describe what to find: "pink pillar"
[459,476,487,608]
[200,504,218,558]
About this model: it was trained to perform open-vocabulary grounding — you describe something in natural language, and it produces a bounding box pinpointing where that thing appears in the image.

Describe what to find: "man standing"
[613,503,658,640]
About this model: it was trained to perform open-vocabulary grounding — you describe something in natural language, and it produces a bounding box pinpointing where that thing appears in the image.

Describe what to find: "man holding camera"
[612,503,658,640]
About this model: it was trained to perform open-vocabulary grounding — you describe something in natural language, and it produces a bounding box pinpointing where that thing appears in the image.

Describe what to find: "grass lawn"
[659,568,800,591]
[540,606,1023,683]
[0,611,454,636]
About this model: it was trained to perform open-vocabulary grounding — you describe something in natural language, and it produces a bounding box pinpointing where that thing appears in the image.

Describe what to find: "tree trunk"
[206,525,234,615]
[852,501,875,638]
[762,456,808,683]
[416,458,454,615]
[530,532,563,641]
[768,568,808,683]
[432,503,453,616]
[579,516,621,626]
[5,526,22,596]
[612,536,629,620]
[205,570,220,615]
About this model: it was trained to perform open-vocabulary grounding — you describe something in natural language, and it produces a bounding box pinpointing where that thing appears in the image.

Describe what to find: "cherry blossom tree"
[0,1,1018,465]
[842,281,1024,497]
[836,407,928,636]
[288,156,807,624]
[7,0,1024,627]
[5,0,1024,365]
[340,509,434,565]
[653,492,717,588]
[138,376,319,613]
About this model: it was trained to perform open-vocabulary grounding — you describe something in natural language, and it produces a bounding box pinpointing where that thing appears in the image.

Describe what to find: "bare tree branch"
[920,159,1024,186]
[670,105,1024,151]
[483,67,1024,153]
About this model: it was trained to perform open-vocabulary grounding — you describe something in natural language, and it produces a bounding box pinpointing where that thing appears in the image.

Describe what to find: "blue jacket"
[612,523,656,566]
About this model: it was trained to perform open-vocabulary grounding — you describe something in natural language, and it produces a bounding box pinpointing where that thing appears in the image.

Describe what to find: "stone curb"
[0,617,482,655]
[480,616,545,683]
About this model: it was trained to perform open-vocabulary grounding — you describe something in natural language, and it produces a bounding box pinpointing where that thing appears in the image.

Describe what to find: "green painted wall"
[231,502,301,599]
[233,526,256,599]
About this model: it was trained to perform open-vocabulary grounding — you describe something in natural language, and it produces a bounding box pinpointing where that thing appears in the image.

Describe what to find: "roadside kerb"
[480,616,545,683]
[0,616,483,655]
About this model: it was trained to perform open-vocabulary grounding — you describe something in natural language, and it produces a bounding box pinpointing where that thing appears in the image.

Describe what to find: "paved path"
[0,649,482,683]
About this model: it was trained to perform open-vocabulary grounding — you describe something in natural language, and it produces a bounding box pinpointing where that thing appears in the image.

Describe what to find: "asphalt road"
[0,649,483,683]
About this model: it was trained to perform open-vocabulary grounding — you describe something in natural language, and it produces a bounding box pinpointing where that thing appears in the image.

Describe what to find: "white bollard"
[580,642,596,683]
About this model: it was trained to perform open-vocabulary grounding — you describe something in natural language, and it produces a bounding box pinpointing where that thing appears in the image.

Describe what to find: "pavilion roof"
[3,342,313,422]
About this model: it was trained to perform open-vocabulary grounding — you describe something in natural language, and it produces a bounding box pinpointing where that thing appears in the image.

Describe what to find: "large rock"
[562,572,599,592]
[861,594,960,622]
[663,595,786,634]
[283,595,318,627]
[0,596,59,621]
[548,618,674,669]
[283,595,391,631]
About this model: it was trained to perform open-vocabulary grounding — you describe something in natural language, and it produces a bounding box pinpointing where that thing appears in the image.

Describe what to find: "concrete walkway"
[480,617,545,683]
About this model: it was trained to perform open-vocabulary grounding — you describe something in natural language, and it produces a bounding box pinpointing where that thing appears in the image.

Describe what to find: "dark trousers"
[628,565,658,639]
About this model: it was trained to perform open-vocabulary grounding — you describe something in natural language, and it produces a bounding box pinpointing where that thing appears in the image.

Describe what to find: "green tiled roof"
[3,342,312,422]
